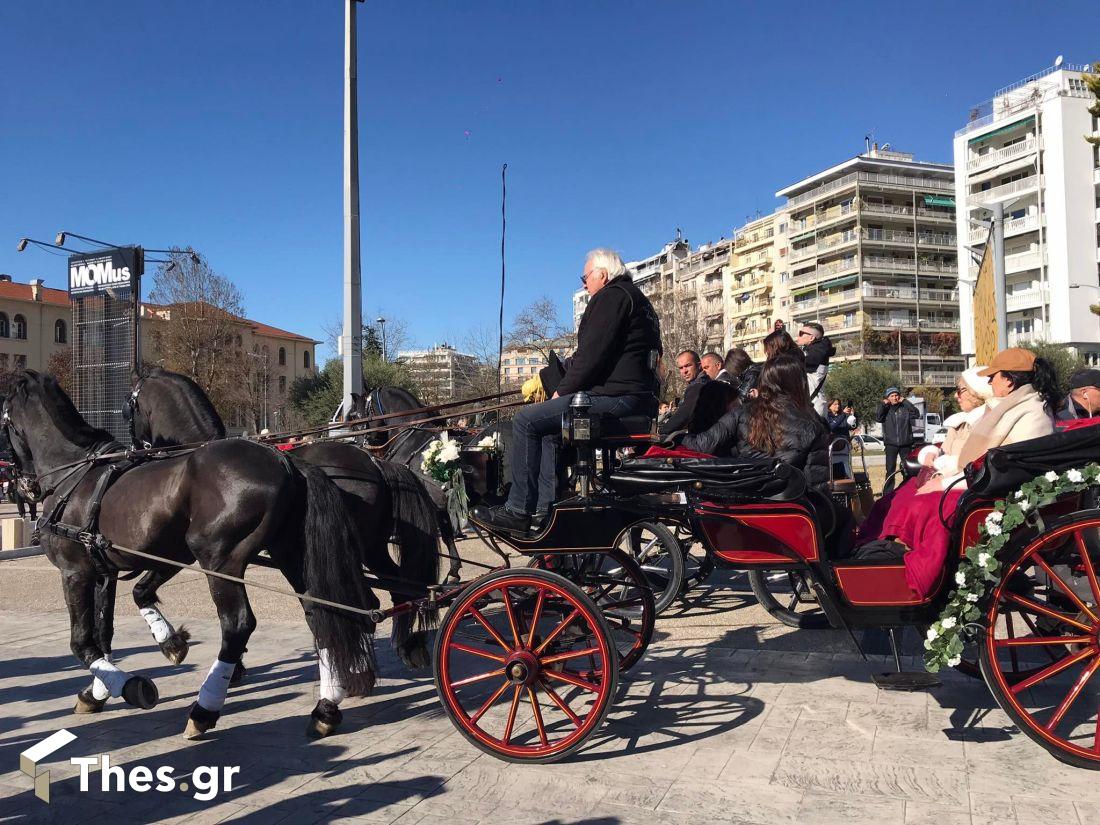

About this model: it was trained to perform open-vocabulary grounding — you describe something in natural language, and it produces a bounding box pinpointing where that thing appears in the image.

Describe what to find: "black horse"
[125,367,441,670]
[4,371,380,738]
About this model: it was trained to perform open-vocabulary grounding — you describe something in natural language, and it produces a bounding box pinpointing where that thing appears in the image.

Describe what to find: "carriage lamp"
[566,392,598,498]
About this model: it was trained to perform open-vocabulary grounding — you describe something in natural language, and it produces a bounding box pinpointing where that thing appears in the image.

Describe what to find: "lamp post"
[340,0,366,418]
[376,316,387,361]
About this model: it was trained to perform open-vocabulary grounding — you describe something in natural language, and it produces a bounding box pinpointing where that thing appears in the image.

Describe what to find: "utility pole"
[340,0,365,417]
[991,201,1008,350]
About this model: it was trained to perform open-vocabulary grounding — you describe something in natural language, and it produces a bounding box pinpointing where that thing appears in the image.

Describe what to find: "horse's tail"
[294,460,378,695]
[375,459,441,668]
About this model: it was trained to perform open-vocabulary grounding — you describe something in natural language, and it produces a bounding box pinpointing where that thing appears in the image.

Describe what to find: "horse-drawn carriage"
[9,370,1100,771]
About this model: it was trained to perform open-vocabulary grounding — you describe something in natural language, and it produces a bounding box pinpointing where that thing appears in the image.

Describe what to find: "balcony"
[863,255,917,272]
[786,170,954,208]
[968,213,1041,243]
[864,229,915,246]
[897,370,963,386]
[1005,249,1046,274]
[1005,286,1049,312]
[862,285,959,303]
[969,175,1041,207]
[967,138,1040,173]
[917,232,957,248]
[868,315,958,331]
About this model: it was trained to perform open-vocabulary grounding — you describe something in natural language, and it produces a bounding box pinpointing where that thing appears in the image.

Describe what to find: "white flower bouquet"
[421,432,470,530]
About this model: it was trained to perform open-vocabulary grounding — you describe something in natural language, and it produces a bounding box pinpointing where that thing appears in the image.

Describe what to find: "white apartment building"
[953,62,1100,362]
[396,343,479,403]
[727,214,778,361]
[776,147,964,388]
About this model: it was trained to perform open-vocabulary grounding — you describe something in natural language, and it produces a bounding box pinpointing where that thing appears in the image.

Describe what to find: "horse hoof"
[307,699,343,739]
[159,627,191,665]
[184,702,220,740]
[74,687,108,714]
[121,676,159,710]
[230,661,246,686]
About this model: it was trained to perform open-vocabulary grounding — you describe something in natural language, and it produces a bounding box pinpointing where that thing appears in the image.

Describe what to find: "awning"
[791,285,817,297]
[967,116,1035,145]
[820,274,858,290]
[789,229,816,243]
[923,195,955,208]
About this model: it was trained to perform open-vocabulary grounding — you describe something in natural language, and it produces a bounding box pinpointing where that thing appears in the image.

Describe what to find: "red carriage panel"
[694,502,818,566]
[833,565,942,607]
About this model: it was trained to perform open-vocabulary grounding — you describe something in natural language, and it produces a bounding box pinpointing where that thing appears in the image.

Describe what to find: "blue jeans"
[506,393,652,514]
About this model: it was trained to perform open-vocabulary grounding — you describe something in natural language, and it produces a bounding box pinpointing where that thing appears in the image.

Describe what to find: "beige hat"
[977,347,1036,377]
[960,366,993,399]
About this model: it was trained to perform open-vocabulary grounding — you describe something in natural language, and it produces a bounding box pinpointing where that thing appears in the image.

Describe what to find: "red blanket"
[641,445,714,459]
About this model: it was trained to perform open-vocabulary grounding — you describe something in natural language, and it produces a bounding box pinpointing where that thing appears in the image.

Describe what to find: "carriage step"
[872,671,942,691]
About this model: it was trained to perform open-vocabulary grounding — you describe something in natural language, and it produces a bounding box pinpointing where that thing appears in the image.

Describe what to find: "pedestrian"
[795,322,835,417]
[659,350,712,435]
[826,399,857,441]
[772,318,786,334]
[700,352,732,384]
[876,386,919,494]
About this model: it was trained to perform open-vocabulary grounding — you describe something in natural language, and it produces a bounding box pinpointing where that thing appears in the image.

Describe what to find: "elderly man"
[701,352,732,384]
[1057,369,1100,422]
[658,350,711,435]
[474,248,661,532]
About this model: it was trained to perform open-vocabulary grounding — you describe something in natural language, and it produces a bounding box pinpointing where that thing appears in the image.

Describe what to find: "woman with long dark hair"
[724,347,759,400]
[681,354,828,491]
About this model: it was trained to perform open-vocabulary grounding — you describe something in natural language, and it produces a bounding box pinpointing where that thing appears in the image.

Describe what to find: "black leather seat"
[608,456,806,501]
[599,415,655,439]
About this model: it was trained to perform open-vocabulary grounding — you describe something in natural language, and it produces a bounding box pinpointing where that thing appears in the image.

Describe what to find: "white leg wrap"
[140,607,173,644]
[90,658,130,698]
[318,649,346,704]
[90,678,110,701]
[197,659,236,712]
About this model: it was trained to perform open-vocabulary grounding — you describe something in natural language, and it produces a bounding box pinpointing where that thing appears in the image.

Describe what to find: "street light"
[376,316,387,361]
[17,237,70,253]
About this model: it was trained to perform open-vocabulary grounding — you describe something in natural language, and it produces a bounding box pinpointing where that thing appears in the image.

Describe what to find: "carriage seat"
[608,456,806,501]
[597,415,656,442]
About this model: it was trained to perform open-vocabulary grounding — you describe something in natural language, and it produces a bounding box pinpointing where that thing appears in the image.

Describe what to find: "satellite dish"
[1054,55,1064,68]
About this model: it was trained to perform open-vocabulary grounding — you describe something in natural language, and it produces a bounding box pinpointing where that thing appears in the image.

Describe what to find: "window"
[278,376,287,394]
[12,315,25,340]
[278,347,286,366]
[504,367,511,375]
[0,313,8,338]
[503,358,511,365]
[13,354,25,369]
[54,319,67,344]
[303,350,311,369]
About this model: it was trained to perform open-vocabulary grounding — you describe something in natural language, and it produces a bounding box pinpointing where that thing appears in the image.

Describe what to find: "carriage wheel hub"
[505,651,539,686]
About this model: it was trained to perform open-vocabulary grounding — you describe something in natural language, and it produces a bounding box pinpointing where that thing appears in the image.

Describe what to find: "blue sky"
[2,1,1097,359]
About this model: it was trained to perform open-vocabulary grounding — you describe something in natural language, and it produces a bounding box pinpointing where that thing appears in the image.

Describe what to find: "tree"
[287,356,421,426]
[321,316,412,362]
[508,296,571,359]
[657,299,711,401]
[911,384,954,419]
[148,248,248,419]
[1086,62,1100,150]
[463,324,510,399]
[824,361,901,427]
[1019,340,1087,395]
[46,346,73,395]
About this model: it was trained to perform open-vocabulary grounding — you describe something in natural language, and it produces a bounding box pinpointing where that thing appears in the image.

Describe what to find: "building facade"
[500,336,576,388]
[953,62,1100,362]
[0,276,71,373]
[776,146,964,387]
[397,343,479,403]
[727,215,778,361]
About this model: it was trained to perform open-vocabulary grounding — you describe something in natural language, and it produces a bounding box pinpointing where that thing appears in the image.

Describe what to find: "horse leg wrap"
[318,649,346,704]
[196,659,236,712]
[140,607,173,644]
[91,677,110,701]
[89,657,130,698]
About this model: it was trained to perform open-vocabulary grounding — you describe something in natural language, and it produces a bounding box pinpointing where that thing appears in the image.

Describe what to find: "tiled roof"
[0,280,69,307]
[140,301,318,344]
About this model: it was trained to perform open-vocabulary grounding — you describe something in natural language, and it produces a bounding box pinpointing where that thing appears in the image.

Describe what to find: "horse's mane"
[140,366,226,438]
[15,370,115,448]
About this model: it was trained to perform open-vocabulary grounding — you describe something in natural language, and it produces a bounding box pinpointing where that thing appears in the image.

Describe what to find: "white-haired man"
[474,248,662,532]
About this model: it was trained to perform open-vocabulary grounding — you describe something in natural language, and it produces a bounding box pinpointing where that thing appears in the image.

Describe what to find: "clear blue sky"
[2,1,1097,359]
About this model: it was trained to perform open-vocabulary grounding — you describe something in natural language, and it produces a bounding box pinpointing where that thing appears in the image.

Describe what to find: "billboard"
[67,247,143,442]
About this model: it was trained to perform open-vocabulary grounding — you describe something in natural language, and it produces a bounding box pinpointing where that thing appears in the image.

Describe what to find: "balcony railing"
[969,213,1041,242]
[1005,286,1049,312]
[867,316,958,331]
[786,170,955,209]
[1004,249,1047,273]
[969,175,1042,207]
[967,138,1040,172]
[917,232,957,247]
[864,229,915,245]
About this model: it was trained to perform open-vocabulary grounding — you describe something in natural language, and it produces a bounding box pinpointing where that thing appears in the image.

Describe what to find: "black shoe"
[530,510,550,533]
[471,504,530,534]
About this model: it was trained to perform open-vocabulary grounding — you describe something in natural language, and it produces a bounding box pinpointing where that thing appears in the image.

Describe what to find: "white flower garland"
[421,433,469,530]
[924,462,1100,672]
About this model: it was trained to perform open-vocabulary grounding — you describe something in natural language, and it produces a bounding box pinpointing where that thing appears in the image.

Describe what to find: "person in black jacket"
[680,354,829,493]
[474,248,661,532]
[796,322,835,417]
[876,387,919,494]
[658,350,711,435]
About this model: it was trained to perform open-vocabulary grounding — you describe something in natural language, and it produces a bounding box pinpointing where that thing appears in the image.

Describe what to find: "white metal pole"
[992,201,1008,350]
[341,0,363,417]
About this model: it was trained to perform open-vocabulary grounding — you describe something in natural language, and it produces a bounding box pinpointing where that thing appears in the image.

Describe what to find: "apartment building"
[727,214,778,361]
[775,147,964,388]
[674,237,733,353]
[953,62,1100,362]
[572,240,690,332]
[500,336,576,388]
[397,343,479,403]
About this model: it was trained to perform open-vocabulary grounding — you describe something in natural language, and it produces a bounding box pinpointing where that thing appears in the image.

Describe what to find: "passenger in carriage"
[1056,369,1100,424]
[475,248,662,533]
[723,348,759,401]
[912,367,993,488]
[679,354,829,493]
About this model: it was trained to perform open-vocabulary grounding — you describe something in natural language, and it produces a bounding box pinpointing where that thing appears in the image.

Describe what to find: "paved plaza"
[2,534,1100,825]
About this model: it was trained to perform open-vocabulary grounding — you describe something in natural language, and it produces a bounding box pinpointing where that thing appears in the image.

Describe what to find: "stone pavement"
[2,568,1100,825]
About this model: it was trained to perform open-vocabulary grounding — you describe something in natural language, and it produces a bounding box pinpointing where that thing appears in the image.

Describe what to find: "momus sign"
[68,247,139,297]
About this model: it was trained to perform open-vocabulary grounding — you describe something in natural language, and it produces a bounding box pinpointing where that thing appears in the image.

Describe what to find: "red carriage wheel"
[980,514,1100,769]
[434,568,618,763]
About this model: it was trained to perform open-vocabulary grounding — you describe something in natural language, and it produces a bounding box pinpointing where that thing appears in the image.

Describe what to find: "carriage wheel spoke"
[540,646,601,666]
[1019,612,1065,663]
[526,589,546,649]
[1005,592,1094,633]
[469,607,511,650]
[541,680,582,728]
[470,680,511,724]
[502,686,522,744]
[546,669,601,693]
[528,688,549,747]
[450,642,506,662]
[534,609,581,655]
[997,635,1095,647]
[450,668,506,689]
[786,592,800,612]
[1045,654,1100,732]
[1076,533,1100,608]
[1007,612,1020,673]
[499,587,523,648]
[1010,646,1096,695]
[1033,555,1100,624]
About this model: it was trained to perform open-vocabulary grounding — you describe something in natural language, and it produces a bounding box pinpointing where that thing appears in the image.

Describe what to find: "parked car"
[852,434,885,452]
